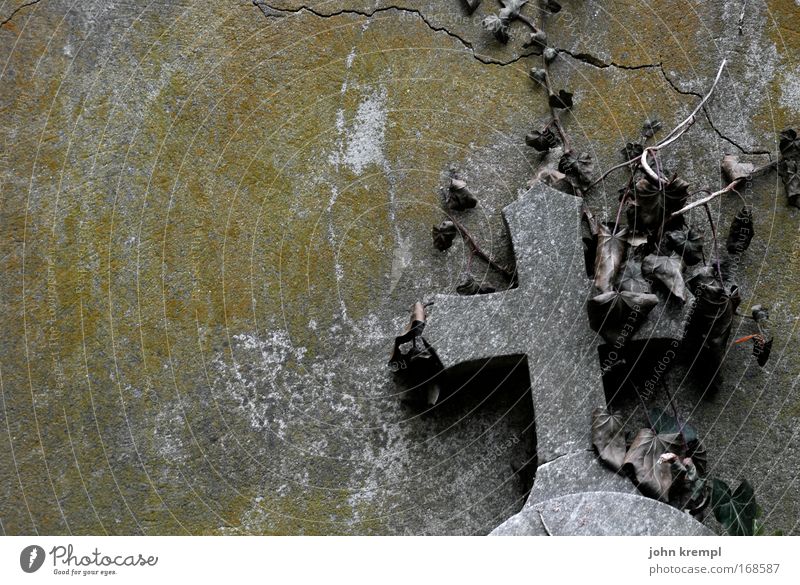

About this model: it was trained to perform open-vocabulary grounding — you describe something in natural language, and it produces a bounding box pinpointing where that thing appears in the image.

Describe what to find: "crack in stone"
[252,1,538,66]
[557,48,660,71]
[0,0,42,27]
[657,65,770,157]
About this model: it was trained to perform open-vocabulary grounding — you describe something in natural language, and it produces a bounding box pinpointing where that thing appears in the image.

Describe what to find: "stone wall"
[0,0,797,534]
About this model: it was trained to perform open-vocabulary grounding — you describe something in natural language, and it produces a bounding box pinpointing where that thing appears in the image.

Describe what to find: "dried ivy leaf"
[753,334,773,367]
[461,0,482,14]
[751,304,769,323]
[456,273,496,296]
[543,0,562,14]
[558,151,593,191]
[525,126,559,152]
[642,118,662,138]
[778,129,800,207]
[587,290,659,344]
[534,167,575,195]
[594,223,628,293]
[711,479,757,536]
[662,175,691,215]
[627,176,664,233]
[592,407,627,471]
[448,177,478,210]
[779,128,800,158]
[388,303,436,372]
[721,154,755,183]
[726,207,754,255]
[664,226,704,266]
[522,30,547,54]
[529,67,546,84]
[432,220,458,251]
[549,89,573,109]
[543,47,558,64]
[622,429,684,501]
[778,159,800,209]
[686,282,737,376]
[642,253,687,302]
[482,14,510,43]
[617,257,651,294]
[621,142,644,161]
[686,265,718,296]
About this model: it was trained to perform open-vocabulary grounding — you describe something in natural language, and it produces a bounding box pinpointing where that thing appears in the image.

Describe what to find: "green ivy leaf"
[711,479,757,536]
[649,408,698,444]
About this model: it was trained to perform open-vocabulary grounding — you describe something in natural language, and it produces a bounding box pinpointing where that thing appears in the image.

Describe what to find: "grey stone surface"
[1,0,798,536]
[527,450,636,505]
[425,184,606,463]
[494,491,713,536]
[491,450,637,535]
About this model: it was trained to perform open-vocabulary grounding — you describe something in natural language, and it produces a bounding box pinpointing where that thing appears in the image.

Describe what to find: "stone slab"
[494,491,714,536]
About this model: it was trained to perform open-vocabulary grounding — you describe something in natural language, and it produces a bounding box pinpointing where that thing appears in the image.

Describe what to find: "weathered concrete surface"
[0,1,798,535]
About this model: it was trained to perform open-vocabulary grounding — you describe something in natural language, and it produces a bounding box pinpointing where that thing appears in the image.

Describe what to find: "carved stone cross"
[425,184,605,463]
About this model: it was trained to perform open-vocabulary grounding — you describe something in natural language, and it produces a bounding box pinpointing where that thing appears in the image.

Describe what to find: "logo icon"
[20,545,45,573]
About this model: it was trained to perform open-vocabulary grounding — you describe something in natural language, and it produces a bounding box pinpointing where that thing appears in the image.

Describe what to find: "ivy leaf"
[549,89,573,109]
[388,302,439,374]
[621,141,644,162]
[721,154,755,183]
[726,207,754,255]
[751,304,769,323]
[662,175,691,215]
[627,177,664,233]
[622,429,685,501]
[711,479,757,536]
[456,273,496,296]
[649,408,698,444]
[664,226,704,266]
[558,151,593,190]
[592,407,627,471]
[593,223,628,293]
[642,118,663,138]
[587,290,659,344]
[778,158,800,209]
[686,282,737,379]
[754,334,773,367]
[525,126,559,152]
[543,0,562,14]
[482,14,510,43]
[534,167,575,195]
[642,253,687,302]
[448,177,478,210]
[616,257,651,294]
[432,220,458,251]
[529,67,546,84]
[686,265,718,296]
[543,47,558,63]
[522,30,547,54]
[461,0,482,14]
[779,128,800,158]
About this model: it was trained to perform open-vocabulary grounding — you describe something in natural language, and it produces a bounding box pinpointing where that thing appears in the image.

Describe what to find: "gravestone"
[425,183,712,535]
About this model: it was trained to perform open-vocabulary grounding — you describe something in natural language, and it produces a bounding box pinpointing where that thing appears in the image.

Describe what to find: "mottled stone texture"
[1,1,798,535]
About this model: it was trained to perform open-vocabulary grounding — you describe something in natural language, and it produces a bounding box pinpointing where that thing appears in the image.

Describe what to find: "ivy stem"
[538,16,571,154]
[588,59,728,191]
[702,203,725,286]
[669,161,775,218]
[449,216,515,280]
